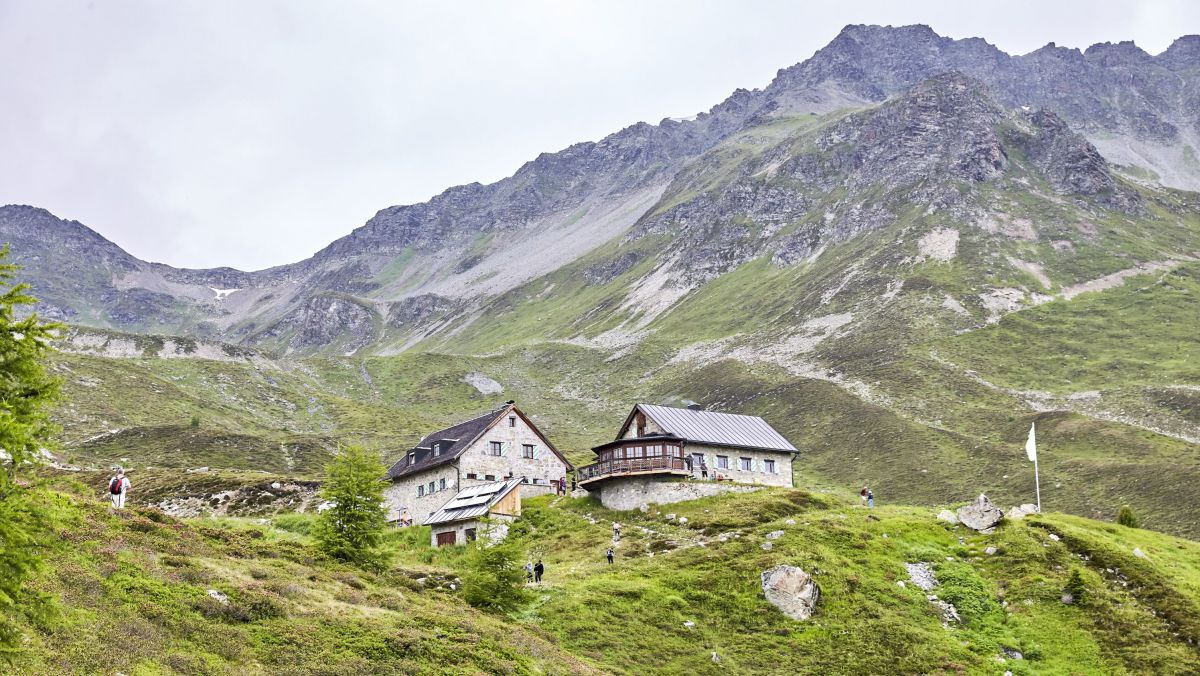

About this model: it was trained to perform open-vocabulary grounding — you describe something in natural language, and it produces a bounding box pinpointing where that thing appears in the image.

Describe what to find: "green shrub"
[461,539,530,614]
[1064,568,1087,604]
[190,415,201,428]
[1117,505,1139,528]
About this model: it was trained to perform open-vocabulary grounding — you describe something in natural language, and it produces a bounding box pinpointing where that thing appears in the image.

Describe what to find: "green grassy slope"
[16,479,596,675]
[20,481,1198,674]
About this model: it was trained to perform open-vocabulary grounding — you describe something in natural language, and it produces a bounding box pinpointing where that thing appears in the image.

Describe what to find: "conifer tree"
[313,444,390,567]
[461,535,530,613]
[0,246,62,662]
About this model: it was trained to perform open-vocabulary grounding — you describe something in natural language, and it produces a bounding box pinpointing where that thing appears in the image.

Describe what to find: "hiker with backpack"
[606,547,614,565]
[533,559,544,583]
[108,468,130,509]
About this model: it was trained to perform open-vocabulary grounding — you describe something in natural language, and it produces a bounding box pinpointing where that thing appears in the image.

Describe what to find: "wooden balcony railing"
[577,455,688,484]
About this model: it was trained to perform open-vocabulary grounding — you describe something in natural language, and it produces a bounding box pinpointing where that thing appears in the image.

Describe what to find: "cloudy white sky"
[1,0,1196,270]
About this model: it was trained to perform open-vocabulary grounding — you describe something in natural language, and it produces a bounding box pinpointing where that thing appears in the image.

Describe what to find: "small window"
[485,474,495,481]
[716,455,729,470]
[439,478,446,491]
[764,459,776,474]
[433,442,441,456]
[417,485,425,497]
[408,452,415,465]
[739,457,753,471]
[508,416,516,428]
[465,528,477,542]
[466,472,477,480]
[522,444,535,459]
[428,481,436,493]
[489,441,503,456]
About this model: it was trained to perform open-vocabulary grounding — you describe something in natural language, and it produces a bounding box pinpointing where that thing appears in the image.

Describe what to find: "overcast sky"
[1,0,1195,270]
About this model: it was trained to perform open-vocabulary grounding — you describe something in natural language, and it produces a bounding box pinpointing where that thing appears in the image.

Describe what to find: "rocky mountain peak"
[1159,34,1200,69]
[1083,40,1153,67]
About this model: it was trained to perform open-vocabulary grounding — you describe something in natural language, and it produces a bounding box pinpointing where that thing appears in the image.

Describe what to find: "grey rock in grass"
[761,565,820,621]
[1006,504,1038,520]
[956,494,1003,533]
[936,509,959,525]
[905,562,938,591]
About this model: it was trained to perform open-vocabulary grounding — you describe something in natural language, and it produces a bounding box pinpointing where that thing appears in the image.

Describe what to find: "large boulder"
[956,494,1004,533]
[761,565,820,621]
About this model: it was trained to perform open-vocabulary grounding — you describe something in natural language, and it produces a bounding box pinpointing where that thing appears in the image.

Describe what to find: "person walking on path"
[524,561,534,584]
[606,548,614,565]
[859,486,869,507]
[570,476,577,492]
[612,522,621,540]
[533,559,544,583]
[867,489,875,509]
[108,468,130,509]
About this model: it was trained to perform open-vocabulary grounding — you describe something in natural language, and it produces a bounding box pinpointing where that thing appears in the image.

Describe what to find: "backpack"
[109,477,123,495]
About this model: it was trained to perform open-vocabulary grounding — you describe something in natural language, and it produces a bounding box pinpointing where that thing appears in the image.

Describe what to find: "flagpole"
[1026,422,1041,513]
[1033,452,1041,513]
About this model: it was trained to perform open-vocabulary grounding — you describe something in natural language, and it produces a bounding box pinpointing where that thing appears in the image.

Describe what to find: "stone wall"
[429,514,515,547]
[591,475,761,511]
[459,412,572,489]
[684,443,794,488]
[383,465,461,525]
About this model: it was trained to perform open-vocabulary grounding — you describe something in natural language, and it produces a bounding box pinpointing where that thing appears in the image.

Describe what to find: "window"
[439,478,446,491]
[417,485,425,497]
[466,472,477,480]
[508,416,516,428]
[635,412,646,437]
[522,443,535,459]
[489,441,503,456]
[764,459,777,474]
[407,451,415,465]
[485,474,495,481]
[432,442,441,457]
[465,528,477,542]
[428,481,436,493]
[740,457,753,471]
[716,455,729,470]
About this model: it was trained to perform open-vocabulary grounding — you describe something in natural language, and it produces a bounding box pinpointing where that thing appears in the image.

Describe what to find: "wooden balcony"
[577,438,689,486]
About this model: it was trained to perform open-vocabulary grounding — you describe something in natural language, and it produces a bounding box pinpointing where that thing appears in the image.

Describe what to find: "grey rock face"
[956,494,1004,533]
[761,565,819,621]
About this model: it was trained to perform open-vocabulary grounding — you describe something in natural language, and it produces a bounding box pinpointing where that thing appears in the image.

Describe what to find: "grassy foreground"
[15,480,1200,674]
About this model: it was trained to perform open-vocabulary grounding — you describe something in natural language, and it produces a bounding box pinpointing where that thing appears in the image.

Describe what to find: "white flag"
[1025,423,1037,462]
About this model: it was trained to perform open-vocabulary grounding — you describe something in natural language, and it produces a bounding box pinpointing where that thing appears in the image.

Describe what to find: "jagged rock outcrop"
[761,565,820,621]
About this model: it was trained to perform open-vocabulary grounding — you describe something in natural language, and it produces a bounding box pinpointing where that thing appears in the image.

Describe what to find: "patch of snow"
[210,287,241,300]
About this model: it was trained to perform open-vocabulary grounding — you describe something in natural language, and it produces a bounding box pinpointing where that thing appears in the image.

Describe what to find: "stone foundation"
[589,476,761,511]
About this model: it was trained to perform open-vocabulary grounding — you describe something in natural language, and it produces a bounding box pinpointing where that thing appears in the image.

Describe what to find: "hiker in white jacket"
[108,468,131,508]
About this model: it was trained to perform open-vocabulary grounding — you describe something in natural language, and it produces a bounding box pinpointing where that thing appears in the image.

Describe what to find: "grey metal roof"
[424,477,522,526]
[635,404,797,452]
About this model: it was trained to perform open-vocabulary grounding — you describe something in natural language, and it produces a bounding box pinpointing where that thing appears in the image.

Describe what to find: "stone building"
[578,403,798,510]
[425,478,522,547]
[383,402,572,525]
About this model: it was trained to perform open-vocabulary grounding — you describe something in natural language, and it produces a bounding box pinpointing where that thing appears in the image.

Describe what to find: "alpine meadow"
[2,11,1199,675]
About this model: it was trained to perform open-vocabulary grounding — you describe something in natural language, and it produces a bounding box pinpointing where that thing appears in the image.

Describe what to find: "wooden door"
[436,531,456,547]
